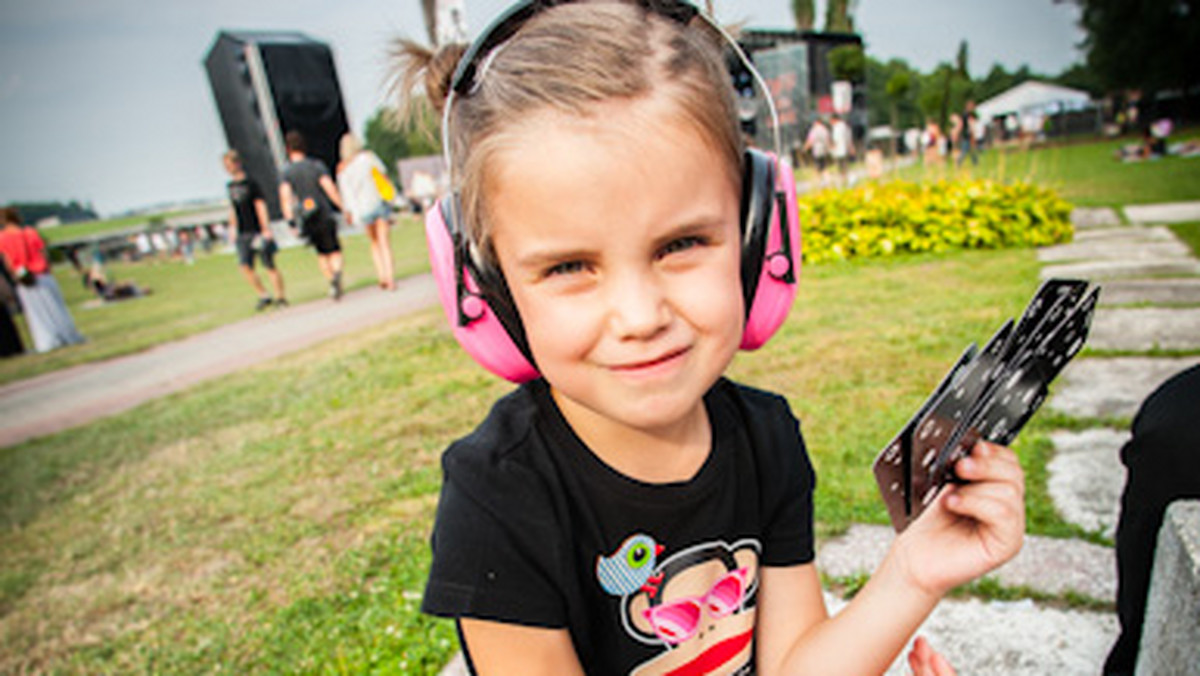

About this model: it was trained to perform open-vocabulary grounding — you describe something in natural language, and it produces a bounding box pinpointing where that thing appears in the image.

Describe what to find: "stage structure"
[204,31,350,219]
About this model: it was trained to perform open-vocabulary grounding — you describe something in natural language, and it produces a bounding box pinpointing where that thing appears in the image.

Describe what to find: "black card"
[872,279,1099,532]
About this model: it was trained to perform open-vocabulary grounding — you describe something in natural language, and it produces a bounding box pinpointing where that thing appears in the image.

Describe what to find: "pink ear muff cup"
[740,154,801,351]
[425,202,540,383]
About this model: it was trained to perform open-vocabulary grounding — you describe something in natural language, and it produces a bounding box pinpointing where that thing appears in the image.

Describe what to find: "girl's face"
[489,95,743,440]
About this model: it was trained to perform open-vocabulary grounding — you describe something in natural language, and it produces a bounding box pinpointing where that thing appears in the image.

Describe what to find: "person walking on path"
[0,207,84,352]
[223,150,287,310]
[279,131,346,300]
[336,133,397,291]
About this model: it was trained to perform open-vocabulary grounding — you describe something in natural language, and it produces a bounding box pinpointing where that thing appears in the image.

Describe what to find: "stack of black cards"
[873,279,1101,532]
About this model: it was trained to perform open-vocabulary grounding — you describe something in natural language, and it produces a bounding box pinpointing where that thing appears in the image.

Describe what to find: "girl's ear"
[627,591,654,635]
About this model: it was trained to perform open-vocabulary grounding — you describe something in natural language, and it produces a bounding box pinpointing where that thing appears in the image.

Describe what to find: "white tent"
[975,81,1093,123]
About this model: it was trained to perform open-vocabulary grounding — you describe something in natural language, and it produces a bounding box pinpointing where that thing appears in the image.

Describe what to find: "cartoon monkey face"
[623,540,760,676]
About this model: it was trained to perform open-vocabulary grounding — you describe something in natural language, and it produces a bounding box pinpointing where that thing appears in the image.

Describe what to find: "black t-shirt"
[422,378,816,675]
[226,177,264,236]
[281,157,335,219]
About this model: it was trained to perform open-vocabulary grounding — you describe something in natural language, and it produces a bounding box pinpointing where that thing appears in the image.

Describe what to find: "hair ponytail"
[391,39,468,117]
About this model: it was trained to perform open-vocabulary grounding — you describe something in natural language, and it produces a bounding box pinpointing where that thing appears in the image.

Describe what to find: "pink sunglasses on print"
[642,567,750,645]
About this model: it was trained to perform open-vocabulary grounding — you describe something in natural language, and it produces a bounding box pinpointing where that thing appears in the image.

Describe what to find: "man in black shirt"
[223,150,286,310]
[278,131,346,300]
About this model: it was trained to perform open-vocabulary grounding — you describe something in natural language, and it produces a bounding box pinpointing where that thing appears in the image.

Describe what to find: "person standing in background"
[0,255,25,357]
[279,131,346,300]
[830,113,855,184]
[224,150,287,310]
[336,133,397,291]
[0,207,84,352]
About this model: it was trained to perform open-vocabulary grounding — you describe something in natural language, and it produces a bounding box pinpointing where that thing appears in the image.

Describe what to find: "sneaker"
[331,272,344,301]
[275,298,289,308]
[255,297,273,311]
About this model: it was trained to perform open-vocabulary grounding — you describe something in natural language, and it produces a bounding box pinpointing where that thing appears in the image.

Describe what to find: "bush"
[796,179,1074,264]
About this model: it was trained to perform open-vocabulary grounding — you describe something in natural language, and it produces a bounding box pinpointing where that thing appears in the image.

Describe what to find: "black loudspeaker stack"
[204,31,350,220]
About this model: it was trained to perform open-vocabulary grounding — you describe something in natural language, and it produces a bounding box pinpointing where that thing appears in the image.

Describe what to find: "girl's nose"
[606,269,669,340]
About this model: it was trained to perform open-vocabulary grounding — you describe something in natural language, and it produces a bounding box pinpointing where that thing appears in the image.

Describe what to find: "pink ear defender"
[425,199,540,383]
[740,149,802,350]
[424,0,801,382]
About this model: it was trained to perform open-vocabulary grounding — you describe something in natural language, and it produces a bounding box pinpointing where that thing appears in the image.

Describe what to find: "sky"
[0,0,1086,217]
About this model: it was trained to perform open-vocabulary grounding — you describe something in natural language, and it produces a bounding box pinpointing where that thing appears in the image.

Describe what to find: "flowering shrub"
[796,179,1074,264]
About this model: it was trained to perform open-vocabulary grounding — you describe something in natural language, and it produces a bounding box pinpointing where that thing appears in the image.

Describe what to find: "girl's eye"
[545,260,587,277]
[658,235,705,259]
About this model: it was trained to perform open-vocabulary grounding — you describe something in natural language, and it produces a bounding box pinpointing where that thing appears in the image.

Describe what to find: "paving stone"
[1088,307,1200,351]
[1047,428,1128,539]
[1041,258,1200,280]
[1038,227,1193,263]
[872,597,1117,676]
[1048,356,1200,419]
[1071,207,1123,229]
[1098,278,1200,306]
[817,524,1115,601]
[1125,201,1200,225]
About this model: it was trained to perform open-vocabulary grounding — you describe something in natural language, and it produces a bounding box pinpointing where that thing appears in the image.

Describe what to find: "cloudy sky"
[0,0,1085,216]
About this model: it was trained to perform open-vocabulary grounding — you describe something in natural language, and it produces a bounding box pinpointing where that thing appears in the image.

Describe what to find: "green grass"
[1169,221,1200,258]
[888,130,1200,208]
[0,216,431,385]
[1,244,1071,673]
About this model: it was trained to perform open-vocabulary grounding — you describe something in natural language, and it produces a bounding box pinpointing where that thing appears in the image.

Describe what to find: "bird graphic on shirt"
[596,533,665,597]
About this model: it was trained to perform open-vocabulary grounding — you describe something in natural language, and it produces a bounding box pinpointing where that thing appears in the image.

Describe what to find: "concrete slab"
[1125,201,1200,225]
[817,524,1116,601]
[1137,501,1200,676]
[1098,278,1200,306]
[1073,226,1179,242]
[1047,428,1128,539]
[1038,227,1193,263]
[1071,207,1123,230]
[874,597,1117,676]
[1041,259,1200,280]
[1048,356,1200,420]
[1088,307,1200,351]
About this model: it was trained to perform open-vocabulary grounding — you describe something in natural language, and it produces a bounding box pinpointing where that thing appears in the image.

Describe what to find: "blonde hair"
[339,132,364,164]
[393,1,743,263]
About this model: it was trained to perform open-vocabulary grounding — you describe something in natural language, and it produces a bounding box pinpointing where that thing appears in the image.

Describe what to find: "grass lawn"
[887,129,1200,208]
[0,215,431,386]
[1,244,1095,673]
[1169,221,1200,257]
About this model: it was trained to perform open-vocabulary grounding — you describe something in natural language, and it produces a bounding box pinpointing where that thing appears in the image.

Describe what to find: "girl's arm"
[756,441,1024,675]
[459,618,586,676]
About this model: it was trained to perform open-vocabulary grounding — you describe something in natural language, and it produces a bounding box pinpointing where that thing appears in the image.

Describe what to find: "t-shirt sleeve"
[422,441,569,628]
[751,390,817,567]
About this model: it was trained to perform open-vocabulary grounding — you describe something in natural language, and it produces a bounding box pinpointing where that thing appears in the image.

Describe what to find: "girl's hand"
[896,441,1026,596]
[907,636,956,676]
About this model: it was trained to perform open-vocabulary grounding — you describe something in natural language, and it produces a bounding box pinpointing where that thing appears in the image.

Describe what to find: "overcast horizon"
[0,0,1085,217]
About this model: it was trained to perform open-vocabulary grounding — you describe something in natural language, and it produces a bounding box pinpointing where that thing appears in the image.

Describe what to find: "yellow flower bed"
[796,179,1074,264]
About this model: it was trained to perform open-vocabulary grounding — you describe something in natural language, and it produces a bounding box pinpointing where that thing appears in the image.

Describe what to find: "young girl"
[400,2,1024,674]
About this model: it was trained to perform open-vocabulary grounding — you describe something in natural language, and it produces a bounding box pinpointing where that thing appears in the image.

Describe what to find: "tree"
[824,0,853,32]
[1065,0,1200,94]
[363,103,440,188]
[792,0,815,30]
[828,44,866,83]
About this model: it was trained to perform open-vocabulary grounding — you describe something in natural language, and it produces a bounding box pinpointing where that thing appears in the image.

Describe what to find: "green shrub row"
[796,179,1074,263]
